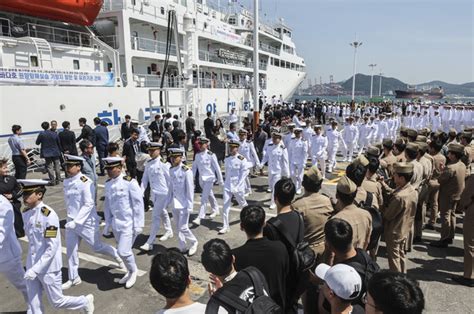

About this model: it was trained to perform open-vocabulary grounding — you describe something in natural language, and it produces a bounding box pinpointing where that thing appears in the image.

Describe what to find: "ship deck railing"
[98,35,119,49]
[198,50,267,71]
[132,37,178,56]
[0,19,94,48]
[192,77,266,90]
[133,74,184,88]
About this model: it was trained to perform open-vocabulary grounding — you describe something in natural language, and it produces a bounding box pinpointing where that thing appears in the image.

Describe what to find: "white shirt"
[239,140,260,166]
[289,137,308,164]
[156,302,207,314]
[224,154,250,192]
[310,134,328,158]
[192,150,223,183]
[141,157,171,196]
[63,172,98,226]
[260,142,289,176]
[169,163,194,210]
[0,195,22,263]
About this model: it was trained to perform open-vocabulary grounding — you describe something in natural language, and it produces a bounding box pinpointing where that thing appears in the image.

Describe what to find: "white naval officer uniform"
[288,135,308,193]
[238,137,260,195]
[23,201,90,313]
[141,156,173,246]
[63,172,121,286]
[326,127,346,173]
[342,123,359,162]
[260,139,290,208]
[310,133,328,178]
[222,153,249,232]
[169,162,198,253]
[0,195,29,306]
[192,149,223,220]
[104,174,144,287]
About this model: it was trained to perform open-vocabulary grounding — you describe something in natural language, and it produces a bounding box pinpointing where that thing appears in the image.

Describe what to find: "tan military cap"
[406,129,418,138]
[406,142,419,152]
[393,162,414,174]
[449,128,457,135]
[448,143,465,154]
[415,135,427,143]
[366,146,380,157]
[461,131,472,140]
[352,155,369,167]
[382,138,393,147]
[416,142,429,153]
[336,176,358,195]
[305,166,323,182]
[395,138,406,146]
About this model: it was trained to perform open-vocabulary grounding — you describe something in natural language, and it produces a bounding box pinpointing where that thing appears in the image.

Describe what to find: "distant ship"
[395,85,444,100]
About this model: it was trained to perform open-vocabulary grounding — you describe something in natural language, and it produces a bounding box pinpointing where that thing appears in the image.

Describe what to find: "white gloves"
[24,269,37,281]
[65,221,76,230]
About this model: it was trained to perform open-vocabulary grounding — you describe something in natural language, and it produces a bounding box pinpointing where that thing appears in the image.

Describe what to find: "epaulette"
[106,178,111,183]
[123,176,132,181]
[281,145,286,149]
[268,143,274,146]
[44,225,58,238]
[41,206,51,217]
[80,175,88,183]
[246,140,253,143]
[238,155,244,160]
[207,151,214,155]
[182,165,190,171]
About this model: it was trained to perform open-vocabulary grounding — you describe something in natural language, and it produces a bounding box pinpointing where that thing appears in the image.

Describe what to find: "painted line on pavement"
[19,237,147,277]
[422,231,463,242]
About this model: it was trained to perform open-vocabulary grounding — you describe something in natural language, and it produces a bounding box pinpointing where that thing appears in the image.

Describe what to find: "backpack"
[267,211,316,274]
[205,267,282,314]
[346,249,380,306]
[358,192,383,251]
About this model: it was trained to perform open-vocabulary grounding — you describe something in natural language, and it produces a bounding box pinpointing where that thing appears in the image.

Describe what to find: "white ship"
[0,0,306,149]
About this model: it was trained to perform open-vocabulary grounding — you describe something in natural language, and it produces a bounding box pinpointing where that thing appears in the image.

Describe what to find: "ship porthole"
[60,104,66,111]
[108,102,113,108]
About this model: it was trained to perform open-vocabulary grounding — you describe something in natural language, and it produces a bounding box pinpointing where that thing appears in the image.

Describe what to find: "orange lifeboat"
[0,0,103,26]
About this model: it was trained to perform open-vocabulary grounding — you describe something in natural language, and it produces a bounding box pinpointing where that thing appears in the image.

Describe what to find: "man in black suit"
[59,121,78,155]
[76,117,95,145]
[121,114,132,140]
[36,121,63,185]
[93,117,109,176]
[204,111,214,138]
[149,114,161,141]
[122,128,140,178]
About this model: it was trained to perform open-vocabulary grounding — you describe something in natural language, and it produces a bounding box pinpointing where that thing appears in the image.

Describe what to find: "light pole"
[378,70,383,96]
[369,63,377,99]
[252,0,259,131]
[350,38,362,101]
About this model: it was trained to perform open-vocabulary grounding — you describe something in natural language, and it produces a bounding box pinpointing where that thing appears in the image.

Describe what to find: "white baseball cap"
[315,263,362,300]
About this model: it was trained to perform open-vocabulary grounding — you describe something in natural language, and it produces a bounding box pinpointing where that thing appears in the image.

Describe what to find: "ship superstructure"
[0,0,306,149]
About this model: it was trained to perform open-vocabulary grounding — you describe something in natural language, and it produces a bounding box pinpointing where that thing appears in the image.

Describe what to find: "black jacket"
[59,129,78,155]
[76,124,95,145]
[121,122,132,140]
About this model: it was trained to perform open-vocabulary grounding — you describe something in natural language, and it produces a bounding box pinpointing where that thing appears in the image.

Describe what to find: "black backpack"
[346,249,381,306]
[267,211,316,274]
[358,192,383,251]
[205,267,282,314]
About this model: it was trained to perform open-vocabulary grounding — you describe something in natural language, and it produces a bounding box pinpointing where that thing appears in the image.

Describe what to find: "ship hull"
[395,90,443,100]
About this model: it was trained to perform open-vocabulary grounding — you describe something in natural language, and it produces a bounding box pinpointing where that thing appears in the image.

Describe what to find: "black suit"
[149,120,160,141]
[76,124,95,145]
[0,175,24,237]
[121,122,132,140]
[59,129,78,155]
[204,117,214,138]
[122,138,138,178]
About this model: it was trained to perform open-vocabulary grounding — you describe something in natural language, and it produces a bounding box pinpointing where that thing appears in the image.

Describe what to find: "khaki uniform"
[381,152,397,178]
[427,152,446,224]
[330,204,372,250]
[463,145,473,176]
[438,160,466,241]
[406,159,424,250]
[362,174,384,210]
[382,183,418,273]
[458,174,474,279]
[292,192,333,258]
[414,155,434,238]
[396,153,407,163]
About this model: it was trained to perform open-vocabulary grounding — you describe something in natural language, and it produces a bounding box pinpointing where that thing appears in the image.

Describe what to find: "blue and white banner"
[0,67,115,87]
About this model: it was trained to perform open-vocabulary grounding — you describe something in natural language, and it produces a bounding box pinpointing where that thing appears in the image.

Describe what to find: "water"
[291,95,474,104]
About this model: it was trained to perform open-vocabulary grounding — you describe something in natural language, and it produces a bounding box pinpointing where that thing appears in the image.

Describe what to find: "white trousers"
[113,230,138,273]
[358,138,369,154]
[290,163,305,191]
[197,180,219,219]
[311,154,326,177]
[342,142,355,160]
[327,145,339,171]
[269,173,282,207]
[145,194,172,245]
[26,271,87,314]
[222,189,247,229]
[66,218,119,280]
[0,256,29,305]
[172,207,197,251]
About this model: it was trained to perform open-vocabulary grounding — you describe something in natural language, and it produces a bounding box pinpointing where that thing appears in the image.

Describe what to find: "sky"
[240,0,473,85]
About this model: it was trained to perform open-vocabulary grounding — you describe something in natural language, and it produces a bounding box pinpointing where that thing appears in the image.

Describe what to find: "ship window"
[147,67,152,74]
[161,7,165,15]
[30,56,38,67]
[204,22,208,29]
[229,18,236,25]
[107,63,113,72]
[73,60,80,70]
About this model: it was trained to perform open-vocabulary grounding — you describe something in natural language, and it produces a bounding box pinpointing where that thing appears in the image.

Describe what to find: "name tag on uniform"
[44,226,58,238]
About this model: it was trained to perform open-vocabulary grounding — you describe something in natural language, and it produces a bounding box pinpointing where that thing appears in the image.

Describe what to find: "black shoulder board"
[207,151,214,155]
[105,178,111,183]
[123,176,132,181]
[182,165,190,171]
[247,140,253,143]
[238,155,244,160]
[268,143,274,146]
[80,176,88,182]
[41,206,50,217]
[282,145,286,149]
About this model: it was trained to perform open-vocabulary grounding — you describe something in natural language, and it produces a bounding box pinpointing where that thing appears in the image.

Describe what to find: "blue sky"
[240,0,473,85]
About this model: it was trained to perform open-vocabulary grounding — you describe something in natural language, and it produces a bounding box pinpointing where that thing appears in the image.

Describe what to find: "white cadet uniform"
[260,141,290,207]
[192,150,223,219]
[377,119,388,142]
[222,154,249,230]
[288,137,309,192]
[169,163,198,251]
[310,133,328,177]
[23,202,89,313]
[64,173,120,281]
[104,176,144,275]
[358,122,371,154]
[239,139,260,195]
[0,195,28,305]
[141,157,173,245]
[326,128,346,172]
[342,123,359,162]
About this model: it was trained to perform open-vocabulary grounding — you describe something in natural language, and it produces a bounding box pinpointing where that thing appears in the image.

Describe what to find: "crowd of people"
[0,99,473,314]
